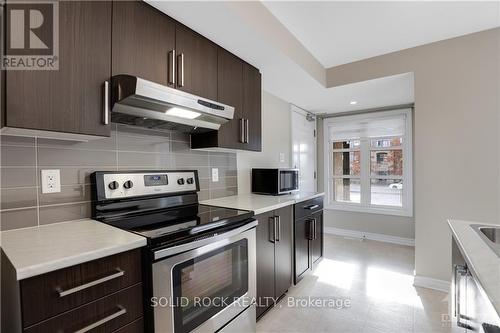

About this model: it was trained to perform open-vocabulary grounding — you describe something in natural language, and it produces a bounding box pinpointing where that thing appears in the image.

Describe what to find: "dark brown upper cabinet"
[190,48,262,151]
[112,1,176,87]
[216,48,244,149]
[242,63,262,151]
[4,1,112,137]
[112,1,217,102]
[174,25,218,101]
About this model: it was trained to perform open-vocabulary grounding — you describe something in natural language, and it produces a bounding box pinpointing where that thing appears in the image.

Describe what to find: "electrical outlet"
[41,169,61,194]
[279,152,285,163]
[212,168,219,182]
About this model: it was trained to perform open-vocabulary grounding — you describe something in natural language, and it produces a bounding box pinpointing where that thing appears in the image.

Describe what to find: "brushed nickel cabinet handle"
[313,218,317,240]
[57,268,124,297]
[454,264,472,329]
[275,216,281,241]
[307,219,314,240]
[240,118,245,143]
[177,53,185,87]
[168,50,176,85]
[244,118,249,143]
[304,204,319,210]
[103,81,109,125]
[73,305,127,333]
[269,217,275,243]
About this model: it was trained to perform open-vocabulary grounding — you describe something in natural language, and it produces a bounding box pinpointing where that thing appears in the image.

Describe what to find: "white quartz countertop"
[200,192,325,215]
[0,219,147,280]
[448,219,500,316]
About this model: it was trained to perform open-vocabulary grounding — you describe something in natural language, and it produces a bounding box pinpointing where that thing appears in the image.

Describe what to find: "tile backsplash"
[0,124,237,231]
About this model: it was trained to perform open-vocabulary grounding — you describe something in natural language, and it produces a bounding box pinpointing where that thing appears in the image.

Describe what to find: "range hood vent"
[110,75,234,133]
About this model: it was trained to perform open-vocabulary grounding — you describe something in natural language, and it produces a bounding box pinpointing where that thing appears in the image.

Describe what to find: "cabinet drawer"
[21,249,142,327]
[24,283,143,333]
[112,318,144,333]
[294,197,323,220]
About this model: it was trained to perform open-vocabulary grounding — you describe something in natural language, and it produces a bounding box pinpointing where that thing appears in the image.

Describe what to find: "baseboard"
[324,226,415,247]
[413,275,450,293]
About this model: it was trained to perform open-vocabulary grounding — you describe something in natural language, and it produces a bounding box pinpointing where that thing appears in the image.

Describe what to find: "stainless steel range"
[91,170,257,333]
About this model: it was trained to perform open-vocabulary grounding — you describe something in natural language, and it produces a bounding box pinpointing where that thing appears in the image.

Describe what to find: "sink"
[472,225,500,257]
[480,227,500,243]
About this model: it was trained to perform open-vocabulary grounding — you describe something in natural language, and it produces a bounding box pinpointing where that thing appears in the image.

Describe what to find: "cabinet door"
[311,211,323,264]
[465,271,500,332]
[294,216,311,284]
[274,206,293,299]
[112,0,175,86]
[175,25,217,100]
[5,1,111,136]
[216,48,244,149]
[255,211,275,318]
[242,63,262,151]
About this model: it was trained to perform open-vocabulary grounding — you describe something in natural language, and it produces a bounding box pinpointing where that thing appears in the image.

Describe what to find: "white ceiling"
[263,1,500,68]
[146,1,497,114]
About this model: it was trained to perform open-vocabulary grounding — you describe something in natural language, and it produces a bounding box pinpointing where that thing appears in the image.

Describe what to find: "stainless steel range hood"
[110,75,234,133]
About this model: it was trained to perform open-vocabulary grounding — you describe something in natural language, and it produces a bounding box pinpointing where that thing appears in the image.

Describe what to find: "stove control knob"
[108,181,119,190]
[177,178,185,185]
[123,180,134,189]
[186,177,194,185]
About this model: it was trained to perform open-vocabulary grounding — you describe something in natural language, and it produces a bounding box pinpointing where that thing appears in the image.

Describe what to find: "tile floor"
[257,234,454,333]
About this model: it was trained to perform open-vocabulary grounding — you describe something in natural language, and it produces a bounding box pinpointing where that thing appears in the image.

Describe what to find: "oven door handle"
[154,220,258,260]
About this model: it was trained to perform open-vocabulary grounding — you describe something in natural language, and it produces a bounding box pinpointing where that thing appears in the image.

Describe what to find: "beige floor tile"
[256,235,451,333]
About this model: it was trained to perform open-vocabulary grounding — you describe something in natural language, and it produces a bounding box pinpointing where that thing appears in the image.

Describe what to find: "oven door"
[278,169,299,194]
[152,222,257,333]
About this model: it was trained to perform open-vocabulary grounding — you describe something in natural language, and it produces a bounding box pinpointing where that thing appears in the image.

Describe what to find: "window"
[324,109,412,216]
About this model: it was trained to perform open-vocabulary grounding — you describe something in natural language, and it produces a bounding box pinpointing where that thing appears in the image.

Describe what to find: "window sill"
[325,203,413,217]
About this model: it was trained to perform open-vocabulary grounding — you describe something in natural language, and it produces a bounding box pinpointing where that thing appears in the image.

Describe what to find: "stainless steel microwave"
[252,168,299,195]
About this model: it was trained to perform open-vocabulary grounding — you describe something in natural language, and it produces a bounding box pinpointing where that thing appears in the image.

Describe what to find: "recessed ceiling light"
[350,100,358,105]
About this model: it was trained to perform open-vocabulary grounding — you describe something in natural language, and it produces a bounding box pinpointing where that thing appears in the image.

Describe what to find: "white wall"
[325,28,500,282]
[237,91,292,193]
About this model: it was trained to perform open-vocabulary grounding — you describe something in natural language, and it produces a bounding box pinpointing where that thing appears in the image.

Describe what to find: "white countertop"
[448,219,500,316]
[1,219,147,280]
[200,192,324,215]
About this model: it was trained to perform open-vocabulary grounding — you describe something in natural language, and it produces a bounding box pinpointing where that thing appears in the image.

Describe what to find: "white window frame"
[323,109,413,217]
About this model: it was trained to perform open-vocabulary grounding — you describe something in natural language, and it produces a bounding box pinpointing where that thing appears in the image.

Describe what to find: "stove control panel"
[101,171,198,200]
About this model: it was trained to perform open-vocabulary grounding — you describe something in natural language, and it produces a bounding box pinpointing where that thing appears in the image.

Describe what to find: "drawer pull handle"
[73,305,127,333]
[57,268,124,297]
[304,204,319,210]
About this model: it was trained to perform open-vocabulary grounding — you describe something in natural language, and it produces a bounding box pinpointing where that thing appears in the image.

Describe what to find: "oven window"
[172,239,248,333]
[280,170,298,192]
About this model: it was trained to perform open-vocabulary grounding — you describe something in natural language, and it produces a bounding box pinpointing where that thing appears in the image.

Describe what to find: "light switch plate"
[212,168,219,182]
[41,169,61,193]
[279,153,285,163]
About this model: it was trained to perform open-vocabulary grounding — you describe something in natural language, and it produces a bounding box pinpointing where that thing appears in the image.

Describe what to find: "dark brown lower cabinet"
[24,284,143,333]
[294,216,311,282]
[1,249,144,333]
[294,197,324,284]
[311,211,324,264]
[255,206,293,319]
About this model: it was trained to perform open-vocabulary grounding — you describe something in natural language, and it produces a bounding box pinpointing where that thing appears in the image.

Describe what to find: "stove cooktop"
[92,170,255,249]
[102,204,253,248]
